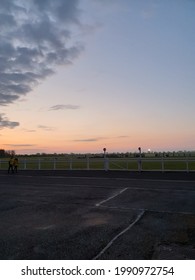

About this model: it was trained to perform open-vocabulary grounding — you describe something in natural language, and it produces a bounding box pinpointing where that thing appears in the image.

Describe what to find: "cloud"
[73,136,129,142]
[49,104,80,111]
[0,0,83,107]
[38,125,55,131]
[73,137,108,142]
[73,138,99,142]
[0,114,19,129]
[3,144,35,147]
[22,128,36,132]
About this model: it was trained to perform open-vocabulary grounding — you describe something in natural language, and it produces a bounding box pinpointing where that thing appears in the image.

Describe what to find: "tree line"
[0,149,16,157]
[1,149,195,158]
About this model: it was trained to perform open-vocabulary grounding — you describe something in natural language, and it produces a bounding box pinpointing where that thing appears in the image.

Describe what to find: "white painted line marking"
[95,188,128,207]
[93,210,145,260]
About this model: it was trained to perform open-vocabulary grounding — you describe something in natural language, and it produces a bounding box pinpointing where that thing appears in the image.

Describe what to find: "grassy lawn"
[0,157,195,171]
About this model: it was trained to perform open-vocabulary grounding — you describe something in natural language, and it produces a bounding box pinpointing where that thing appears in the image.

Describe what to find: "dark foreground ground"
[0,170,195,260]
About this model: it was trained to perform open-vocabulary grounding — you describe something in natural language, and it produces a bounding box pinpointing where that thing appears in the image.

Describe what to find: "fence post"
[186,157,189,173]
[103,148,108,171]
[38,159,41,170]
[86,155,90,170]
[53,158,56,170]
[106,158,109,171]
[23,159,27,170]
[161,156,164,172]
[69,157,72,170]
[138,147,142,172]
[138,158,142,172]
[104,158,109,171]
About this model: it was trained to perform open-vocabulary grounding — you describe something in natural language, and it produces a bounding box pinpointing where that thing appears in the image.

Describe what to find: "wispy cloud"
[49,104,80,111]
[38,125,55,131]
[0,114,19,129]
[3,144,35,147]
[0,0,83,107]
[73,136,109,142]
[73,138,101,142]
[73,135,129,142]
[22,128,36,133]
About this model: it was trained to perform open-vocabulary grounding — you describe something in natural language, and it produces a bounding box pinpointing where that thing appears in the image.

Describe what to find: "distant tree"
[5,150,16,157]
[0,149,6,157]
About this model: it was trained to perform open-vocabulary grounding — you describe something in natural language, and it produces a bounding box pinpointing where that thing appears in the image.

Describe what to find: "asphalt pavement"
[0,170,194,259]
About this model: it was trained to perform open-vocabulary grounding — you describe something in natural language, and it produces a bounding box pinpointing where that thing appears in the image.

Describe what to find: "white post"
[53,158,56,170]
[186,157,189,173]
[24,158,27,170]
[103,148,108,171]
[86,155,89,170]
[38,159,41,170]
[138,147,142,172]
[69,157,72,170]
[105,158,109,171]
[161,156,164,172]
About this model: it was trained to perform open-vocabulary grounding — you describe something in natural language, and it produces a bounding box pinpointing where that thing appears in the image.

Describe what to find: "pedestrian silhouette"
[13,157,19,173]
[8,156,14,174]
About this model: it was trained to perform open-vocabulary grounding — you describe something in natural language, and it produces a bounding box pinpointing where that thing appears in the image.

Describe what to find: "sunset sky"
[0,0,195,154]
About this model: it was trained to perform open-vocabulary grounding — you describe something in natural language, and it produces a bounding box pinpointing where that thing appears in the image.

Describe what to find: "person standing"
[13,157,19,173]
[8,156,14,174]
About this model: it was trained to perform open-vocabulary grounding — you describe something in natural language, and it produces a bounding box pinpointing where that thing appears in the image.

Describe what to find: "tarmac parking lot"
[0,170,195,260]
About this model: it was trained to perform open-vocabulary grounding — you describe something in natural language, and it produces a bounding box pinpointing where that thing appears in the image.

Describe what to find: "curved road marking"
[93,210,145,260]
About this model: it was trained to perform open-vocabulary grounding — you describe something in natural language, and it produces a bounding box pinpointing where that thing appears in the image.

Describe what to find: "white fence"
[1,157,195,172]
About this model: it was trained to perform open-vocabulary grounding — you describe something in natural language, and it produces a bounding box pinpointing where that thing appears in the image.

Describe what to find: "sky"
[0,0,195,154]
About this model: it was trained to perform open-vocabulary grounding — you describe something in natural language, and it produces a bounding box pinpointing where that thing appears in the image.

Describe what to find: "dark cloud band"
[0,0,83,107]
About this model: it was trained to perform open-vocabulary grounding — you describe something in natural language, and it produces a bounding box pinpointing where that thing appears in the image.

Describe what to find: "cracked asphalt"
[0,170,195,260]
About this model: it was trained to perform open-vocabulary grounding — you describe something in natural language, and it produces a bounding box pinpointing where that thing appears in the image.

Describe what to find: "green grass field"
[1,156,195,171]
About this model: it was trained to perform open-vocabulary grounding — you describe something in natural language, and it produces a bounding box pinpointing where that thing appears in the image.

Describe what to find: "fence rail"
[1,157,195,172]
